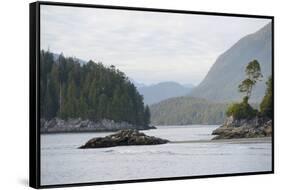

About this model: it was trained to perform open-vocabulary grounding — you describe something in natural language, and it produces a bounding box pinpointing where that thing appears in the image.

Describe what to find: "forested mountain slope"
[150,96,229,125]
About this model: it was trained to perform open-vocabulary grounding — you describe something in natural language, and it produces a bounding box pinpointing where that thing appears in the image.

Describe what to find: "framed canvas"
[29,1,274,188]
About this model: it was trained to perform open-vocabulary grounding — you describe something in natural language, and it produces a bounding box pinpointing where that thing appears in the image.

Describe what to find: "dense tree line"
[150,97,229,125]
[40,50,150,126]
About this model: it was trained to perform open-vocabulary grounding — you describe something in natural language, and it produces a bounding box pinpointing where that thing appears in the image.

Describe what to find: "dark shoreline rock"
[212,116,272,140]
[40,118,156,133]
[79,129,169,148]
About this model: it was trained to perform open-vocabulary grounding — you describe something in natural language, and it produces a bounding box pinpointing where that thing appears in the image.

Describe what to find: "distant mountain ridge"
[138,81,193,105]
[189,23,272,103]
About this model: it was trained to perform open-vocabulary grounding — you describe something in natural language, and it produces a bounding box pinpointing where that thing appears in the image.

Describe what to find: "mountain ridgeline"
[149,23,272,126]
[138,82,193,105]
[40,50,150,127]
[189,22,272,102]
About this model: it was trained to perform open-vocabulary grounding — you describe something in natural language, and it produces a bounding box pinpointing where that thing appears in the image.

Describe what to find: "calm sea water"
[41,125,272,186]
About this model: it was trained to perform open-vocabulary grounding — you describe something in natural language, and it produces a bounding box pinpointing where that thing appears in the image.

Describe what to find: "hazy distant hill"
[182,83,195,88]
[131,79,147,89]
[150,96,228,125]
[138,82,193,105]
[189,23,272,103]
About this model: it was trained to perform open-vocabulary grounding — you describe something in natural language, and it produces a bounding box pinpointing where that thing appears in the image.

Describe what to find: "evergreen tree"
[260,76,272,118]
[227,60,262,119]
[144,105,151,126]
[40,50,150,126]
[238,60,263,102]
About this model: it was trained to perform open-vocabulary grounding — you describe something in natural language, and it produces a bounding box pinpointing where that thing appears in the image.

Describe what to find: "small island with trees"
[212,60,272,139]
[40,50,154,133]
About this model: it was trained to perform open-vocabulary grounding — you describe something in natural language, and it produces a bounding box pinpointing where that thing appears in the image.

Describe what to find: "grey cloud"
[41,5,271,85]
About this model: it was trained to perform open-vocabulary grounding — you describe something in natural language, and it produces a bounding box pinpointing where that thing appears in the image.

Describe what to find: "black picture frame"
[30,1,274,189]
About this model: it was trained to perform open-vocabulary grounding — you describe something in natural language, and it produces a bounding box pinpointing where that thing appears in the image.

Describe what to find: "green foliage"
[260,76,272,118]
[226,97,258,119]
[245,60,263,80]
[238,79,254,97]
[144,105,151,126]
[150,97,228,125]
[226,60,263,120]
[238,60,263,99]
[40,50,150,126]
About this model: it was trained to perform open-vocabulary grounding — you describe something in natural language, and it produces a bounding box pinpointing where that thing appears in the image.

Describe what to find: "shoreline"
[40,127,155,134]
[40,118,155,134]
[170,137,272,144]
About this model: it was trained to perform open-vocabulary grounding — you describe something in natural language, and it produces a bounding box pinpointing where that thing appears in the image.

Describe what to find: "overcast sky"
[41,5,271,86]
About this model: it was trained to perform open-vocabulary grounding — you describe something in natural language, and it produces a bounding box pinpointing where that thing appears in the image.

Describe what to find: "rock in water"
[212,116,272,139]
[79,129,169,148]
